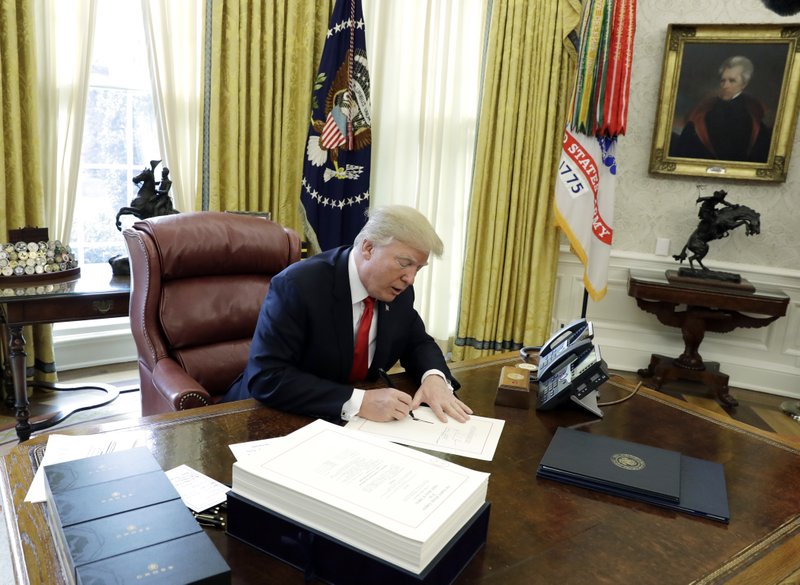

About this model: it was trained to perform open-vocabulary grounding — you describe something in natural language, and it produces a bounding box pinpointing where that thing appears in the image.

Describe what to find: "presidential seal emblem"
[611,453,646,471]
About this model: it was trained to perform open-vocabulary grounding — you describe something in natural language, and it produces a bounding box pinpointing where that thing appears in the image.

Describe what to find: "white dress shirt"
[340,251,451,421]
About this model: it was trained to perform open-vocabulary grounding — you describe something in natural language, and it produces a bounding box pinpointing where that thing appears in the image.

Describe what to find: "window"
[69,0,159,265]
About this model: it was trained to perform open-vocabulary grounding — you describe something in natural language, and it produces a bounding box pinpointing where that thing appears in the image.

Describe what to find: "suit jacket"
[223,246,453,421]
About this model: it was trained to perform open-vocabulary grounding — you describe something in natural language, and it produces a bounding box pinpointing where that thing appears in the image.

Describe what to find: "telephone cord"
[597,374,642,407]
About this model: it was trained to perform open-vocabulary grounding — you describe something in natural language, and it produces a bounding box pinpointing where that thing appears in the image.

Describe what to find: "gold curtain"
[0,0,57,394]
[452,0,581,361]
[204,0,334,234]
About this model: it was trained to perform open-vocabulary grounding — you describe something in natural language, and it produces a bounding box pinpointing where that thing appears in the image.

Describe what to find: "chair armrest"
[151,358,213,411]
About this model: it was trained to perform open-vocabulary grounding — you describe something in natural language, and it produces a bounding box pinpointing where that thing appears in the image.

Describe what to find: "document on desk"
[24,432,143,503]
[228,436,285,461]
[165,464,230,513]
[344,406,504,461]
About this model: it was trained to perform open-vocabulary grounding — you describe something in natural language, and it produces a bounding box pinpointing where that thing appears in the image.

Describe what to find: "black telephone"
[536,344,608,417]
[524,318,594,383]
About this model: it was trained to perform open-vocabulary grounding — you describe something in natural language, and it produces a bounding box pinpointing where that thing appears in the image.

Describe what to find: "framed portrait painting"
[650,24,800,182]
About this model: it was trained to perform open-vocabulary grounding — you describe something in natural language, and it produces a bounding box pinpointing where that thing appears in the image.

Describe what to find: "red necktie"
[349,296,375,383]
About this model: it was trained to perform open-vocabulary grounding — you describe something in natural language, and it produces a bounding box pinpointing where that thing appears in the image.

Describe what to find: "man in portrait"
[670,55,772,163]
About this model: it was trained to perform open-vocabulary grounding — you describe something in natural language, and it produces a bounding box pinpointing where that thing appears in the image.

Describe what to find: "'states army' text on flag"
[556,0,636,302]
[555,130,617,301]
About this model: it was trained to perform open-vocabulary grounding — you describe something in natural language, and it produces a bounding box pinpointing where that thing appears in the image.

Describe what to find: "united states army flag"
[554,129,616,301]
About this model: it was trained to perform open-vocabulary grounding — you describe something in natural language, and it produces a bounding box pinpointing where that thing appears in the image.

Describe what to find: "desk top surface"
[0,263,129,303]
[2,354,799,585]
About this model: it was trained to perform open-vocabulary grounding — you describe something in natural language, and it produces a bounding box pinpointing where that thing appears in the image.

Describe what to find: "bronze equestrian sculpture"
[673,190,760,274]
[110,159,180,275]
[115,159,179,231]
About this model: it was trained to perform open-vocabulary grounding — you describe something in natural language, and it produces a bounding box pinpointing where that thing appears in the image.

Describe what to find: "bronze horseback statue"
[115,159,179,231]
[110,159,180,276]
[673,189,760,275]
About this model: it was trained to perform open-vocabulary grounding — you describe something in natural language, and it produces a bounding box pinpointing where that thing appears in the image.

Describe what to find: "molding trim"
[53,318,137,371]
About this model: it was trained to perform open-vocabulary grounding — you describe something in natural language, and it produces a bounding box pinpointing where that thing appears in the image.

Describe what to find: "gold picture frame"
[650,24,800,182]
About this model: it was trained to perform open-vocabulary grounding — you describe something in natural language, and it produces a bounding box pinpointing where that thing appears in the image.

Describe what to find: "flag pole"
[581,288,589,319]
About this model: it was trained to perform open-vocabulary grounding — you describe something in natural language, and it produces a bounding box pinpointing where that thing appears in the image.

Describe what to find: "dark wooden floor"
[2,362,799,442]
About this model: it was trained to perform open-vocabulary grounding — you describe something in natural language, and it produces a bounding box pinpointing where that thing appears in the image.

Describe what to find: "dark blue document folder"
[537,427,729,523]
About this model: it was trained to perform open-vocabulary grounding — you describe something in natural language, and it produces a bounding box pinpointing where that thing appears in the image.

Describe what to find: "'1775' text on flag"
[554,129,616,301]
[300,0,372,252]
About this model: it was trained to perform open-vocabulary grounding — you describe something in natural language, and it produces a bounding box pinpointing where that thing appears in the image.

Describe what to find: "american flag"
[321,111,347,149]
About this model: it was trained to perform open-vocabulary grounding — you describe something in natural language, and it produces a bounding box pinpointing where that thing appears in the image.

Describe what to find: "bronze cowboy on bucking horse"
[673,189,760,273]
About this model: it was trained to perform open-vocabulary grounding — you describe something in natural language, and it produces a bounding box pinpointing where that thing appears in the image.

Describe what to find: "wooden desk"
[0,264,130,441]
[628,271,789,406]
[2,354,799,584]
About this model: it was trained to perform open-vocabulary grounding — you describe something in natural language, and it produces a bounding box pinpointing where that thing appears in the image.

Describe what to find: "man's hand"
[359,388,413,422]
[411,375,472,423]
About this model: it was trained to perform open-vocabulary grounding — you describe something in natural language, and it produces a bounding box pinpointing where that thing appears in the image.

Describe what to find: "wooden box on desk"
[495,365,531,409]
[226,491,491,585]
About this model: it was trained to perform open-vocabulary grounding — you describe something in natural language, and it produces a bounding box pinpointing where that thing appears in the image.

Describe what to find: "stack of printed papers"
[232,419,489,574]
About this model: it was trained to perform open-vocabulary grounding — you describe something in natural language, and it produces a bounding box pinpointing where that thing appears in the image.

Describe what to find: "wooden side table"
[0,264,130,441]
[627,270,789,406]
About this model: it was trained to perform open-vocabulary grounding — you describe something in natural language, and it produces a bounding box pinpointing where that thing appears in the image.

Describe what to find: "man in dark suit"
[223,205,472,424]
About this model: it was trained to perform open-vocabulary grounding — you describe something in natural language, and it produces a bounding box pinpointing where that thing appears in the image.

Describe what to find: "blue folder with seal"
[537,427,729,523]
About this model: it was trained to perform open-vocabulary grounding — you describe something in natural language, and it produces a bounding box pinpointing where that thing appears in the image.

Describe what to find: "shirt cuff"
[421,370,454,392]
[341,388,366,421]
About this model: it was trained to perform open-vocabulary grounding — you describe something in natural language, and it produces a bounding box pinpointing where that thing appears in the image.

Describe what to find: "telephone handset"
[537,319,594,381]
[536,344,608,416]
[541,318,593,357]
[520,319,594,382]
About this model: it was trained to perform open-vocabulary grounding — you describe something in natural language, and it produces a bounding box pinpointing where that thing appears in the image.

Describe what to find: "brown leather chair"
[123,211,302,416]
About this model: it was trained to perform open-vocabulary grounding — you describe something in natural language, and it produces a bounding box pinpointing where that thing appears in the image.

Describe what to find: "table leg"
[707,366,737,407]
[639,354,737,407]
[1,323,14,408]
[4,320,124,442]
[675,312,706,370]
[637,354,664,389]
[8,324,32,441]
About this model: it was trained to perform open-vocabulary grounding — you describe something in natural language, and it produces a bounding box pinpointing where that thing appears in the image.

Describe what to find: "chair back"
[124,211,302,415]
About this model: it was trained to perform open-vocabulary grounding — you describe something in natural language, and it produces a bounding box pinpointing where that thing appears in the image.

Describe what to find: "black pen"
[378,368,420,420]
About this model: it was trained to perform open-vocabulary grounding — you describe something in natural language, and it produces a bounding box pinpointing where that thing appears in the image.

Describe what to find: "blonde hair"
[354,205,444,257]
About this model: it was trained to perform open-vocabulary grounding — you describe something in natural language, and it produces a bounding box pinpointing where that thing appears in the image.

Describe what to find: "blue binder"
[537,427,729,523]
